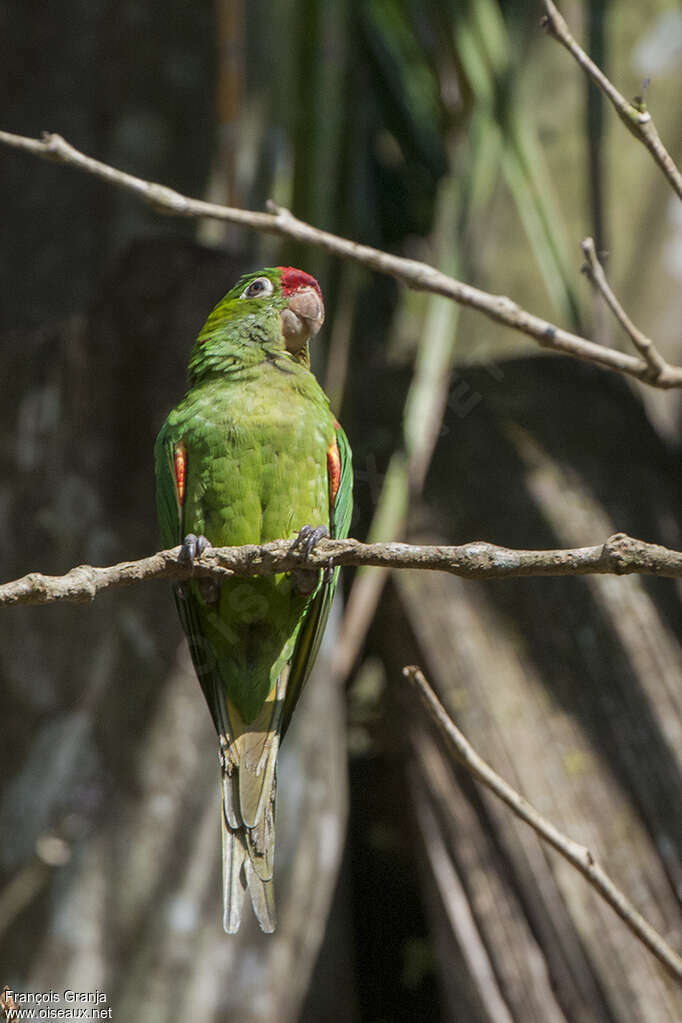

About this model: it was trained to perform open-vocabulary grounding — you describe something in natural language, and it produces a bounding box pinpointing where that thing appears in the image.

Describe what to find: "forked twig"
[1,129,681,389]
[581,238,668,377]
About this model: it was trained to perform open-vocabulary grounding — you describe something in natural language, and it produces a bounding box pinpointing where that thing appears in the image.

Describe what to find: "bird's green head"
[187,266,325,384]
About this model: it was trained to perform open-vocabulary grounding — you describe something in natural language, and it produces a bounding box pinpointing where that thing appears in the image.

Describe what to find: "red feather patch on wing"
[327,439,341,508]
[279,267,322,299]
[174,442,187,506]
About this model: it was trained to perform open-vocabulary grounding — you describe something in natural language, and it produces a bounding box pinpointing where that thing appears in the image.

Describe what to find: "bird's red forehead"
[278,267,322,298]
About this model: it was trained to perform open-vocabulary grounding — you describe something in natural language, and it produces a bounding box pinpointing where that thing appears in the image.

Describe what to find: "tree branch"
[403,665,682,981]
[1,129,681,389]
[581,237,668,376]
[541,1,682,200]
[1,533,681,609]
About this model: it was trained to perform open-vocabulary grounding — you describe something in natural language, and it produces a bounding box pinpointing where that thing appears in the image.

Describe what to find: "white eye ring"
[241,276,274,299]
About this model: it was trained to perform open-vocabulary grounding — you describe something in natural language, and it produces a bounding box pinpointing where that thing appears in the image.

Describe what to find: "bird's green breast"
[170,361,335,546]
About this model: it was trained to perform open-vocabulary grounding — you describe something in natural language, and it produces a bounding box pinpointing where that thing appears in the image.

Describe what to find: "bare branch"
[581,238,668,377]
[404,665,682,981]
[1,129,681,390]
[541,1,682,199]
[1,533,681,609]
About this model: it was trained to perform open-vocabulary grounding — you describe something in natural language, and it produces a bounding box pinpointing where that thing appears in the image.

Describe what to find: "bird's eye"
[241,277,273,299]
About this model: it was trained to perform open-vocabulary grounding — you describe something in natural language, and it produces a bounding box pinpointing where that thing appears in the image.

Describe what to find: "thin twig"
[541,1,682,200]
[403,665,682,981]
[1,129,681,390]
[1,532,681,608]
[581,238,668,377]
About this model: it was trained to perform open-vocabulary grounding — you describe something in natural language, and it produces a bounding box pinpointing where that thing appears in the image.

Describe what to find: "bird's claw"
[292,524,330,558]
[180,533,211,567]
[291,525,332,595]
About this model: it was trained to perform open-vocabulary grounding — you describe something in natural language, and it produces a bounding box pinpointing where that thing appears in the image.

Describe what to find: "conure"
[154,267,352,933]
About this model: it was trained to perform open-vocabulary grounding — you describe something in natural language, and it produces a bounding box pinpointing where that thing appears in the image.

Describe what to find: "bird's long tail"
[218,670,287,933]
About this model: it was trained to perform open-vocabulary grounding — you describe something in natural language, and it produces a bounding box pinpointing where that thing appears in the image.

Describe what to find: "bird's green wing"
[154,427,227,735]
[281,421,353,735]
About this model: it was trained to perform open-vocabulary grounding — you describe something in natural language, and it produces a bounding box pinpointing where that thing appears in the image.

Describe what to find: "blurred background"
[1,1,681,1020]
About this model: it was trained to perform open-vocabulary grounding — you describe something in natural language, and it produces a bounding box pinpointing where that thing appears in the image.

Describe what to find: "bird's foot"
[292,524,329,557]
[177,535,219,604]
[292,525,332,594]
[179,533,211,567]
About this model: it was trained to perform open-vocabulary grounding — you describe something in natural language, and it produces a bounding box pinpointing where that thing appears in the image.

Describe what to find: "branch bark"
[1,533,681,608]
[1,129,681,389]
[403,665,682,982]
[541,1,682,200]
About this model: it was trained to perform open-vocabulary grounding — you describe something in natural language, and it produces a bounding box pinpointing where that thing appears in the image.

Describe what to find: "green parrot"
[154,266,352,933]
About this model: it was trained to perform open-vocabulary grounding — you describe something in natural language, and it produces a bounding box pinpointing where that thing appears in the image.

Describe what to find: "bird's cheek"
[280,309,307,354]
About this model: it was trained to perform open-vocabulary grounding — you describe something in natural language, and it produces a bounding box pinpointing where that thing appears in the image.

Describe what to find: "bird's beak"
[280,286,325,354]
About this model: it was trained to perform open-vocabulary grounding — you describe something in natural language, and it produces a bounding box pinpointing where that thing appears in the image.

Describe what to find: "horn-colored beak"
[280,287,325,354]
